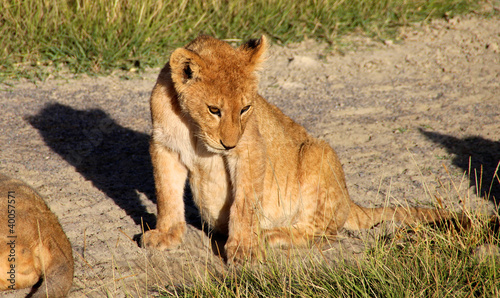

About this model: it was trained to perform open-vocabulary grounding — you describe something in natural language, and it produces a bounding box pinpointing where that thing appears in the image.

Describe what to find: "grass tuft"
[167,214,499,297]
[0,0,482,82]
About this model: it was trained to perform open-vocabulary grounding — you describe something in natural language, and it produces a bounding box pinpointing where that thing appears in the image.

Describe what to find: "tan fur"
[144,35,466,263]
[0,174,73,297]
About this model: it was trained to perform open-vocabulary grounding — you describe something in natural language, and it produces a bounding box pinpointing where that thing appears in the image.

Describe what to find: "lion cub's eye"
[208,106,221,116]
[240,105,251,115]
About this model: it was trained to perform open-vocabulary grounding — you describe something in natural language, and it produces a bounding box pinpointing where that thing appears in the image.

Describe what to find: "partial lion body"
[0,174,73,297]
[144,35,464,262]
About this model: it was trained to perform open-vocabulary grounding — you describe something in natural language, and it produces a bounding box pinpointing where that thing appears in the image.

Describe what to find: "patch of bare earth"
[0,15,499,297]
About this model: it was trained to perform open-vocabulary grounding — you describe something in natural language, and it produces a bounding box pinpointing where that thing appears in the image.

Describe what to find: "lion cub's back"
[0,174,63,237]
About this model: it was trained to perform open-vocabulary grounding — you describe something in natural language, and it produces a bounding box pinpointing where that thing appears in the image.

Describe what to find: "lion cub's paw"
[142,225,185,250]
[225,241,265,265]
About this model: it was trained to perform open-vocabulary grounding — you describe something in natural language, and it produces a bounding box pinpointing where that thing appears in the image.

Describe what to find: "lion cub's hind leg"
[263,140,352,248]
[262,224,317,249]
[0,244,40,291]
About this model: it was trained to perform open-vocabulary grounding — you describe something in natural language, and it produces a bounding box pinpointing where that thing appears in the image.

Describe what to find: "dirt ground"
[1,14,499,297]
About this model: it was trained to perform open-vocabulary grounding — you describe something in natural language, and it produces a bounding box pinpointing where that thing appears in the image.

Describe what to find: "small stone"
[384,40,394,46]
[447,17,460,26]
[486,42,499,53]
[287,56,321,69]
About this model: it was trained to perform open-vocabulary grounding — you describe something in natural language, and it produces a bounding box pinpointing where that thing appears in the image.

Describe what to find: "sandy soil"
[1,14,499,297]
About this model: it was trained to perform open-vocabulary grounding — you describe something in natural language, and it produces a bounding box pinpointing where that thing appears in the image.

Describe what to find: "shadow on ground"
[420,129,500,209]
[27,103,218,250]
[27,103,157,227]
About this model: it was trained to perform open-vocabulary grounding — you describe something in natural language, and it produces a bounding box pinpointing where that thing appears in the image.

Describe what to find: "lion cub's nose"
[220,140,236,150]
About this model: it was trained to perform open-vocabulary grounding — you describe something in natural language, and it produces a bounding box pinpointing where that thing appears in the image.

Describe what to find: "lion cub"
[0,174,73,297]
[144,35,463,262]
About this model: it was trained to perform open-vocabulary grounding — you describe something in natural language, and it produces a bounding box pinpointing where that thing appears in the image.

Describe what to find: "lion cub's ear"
[238,35,267,70]
[169,48,206,88]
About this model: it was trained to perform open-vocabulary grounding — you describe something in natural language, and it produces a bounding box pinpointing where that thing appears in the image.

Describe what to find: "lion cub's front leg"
[143,141,187,249]
[224,135,267,263]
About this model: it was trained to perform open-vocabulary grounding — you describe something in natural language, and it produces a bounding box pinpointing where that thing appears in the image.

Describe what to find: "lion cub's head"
[169,35,267,153]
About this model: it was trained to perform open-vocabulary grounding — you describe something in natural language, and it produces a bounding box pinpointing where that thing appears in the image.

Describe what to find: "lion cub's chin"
[199,135,232,154]
[207,147,229,154]
[203,142,227,154]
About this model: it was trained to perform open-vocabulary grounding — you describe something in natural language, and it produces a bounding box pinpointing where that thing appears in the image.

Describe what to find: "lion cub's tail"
[344,201,469,230]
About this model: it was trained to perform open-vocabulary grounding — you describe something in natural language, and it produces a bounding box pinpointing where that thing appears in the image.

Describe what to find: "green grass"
[0,0,483,82]
[166,214,499,297]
